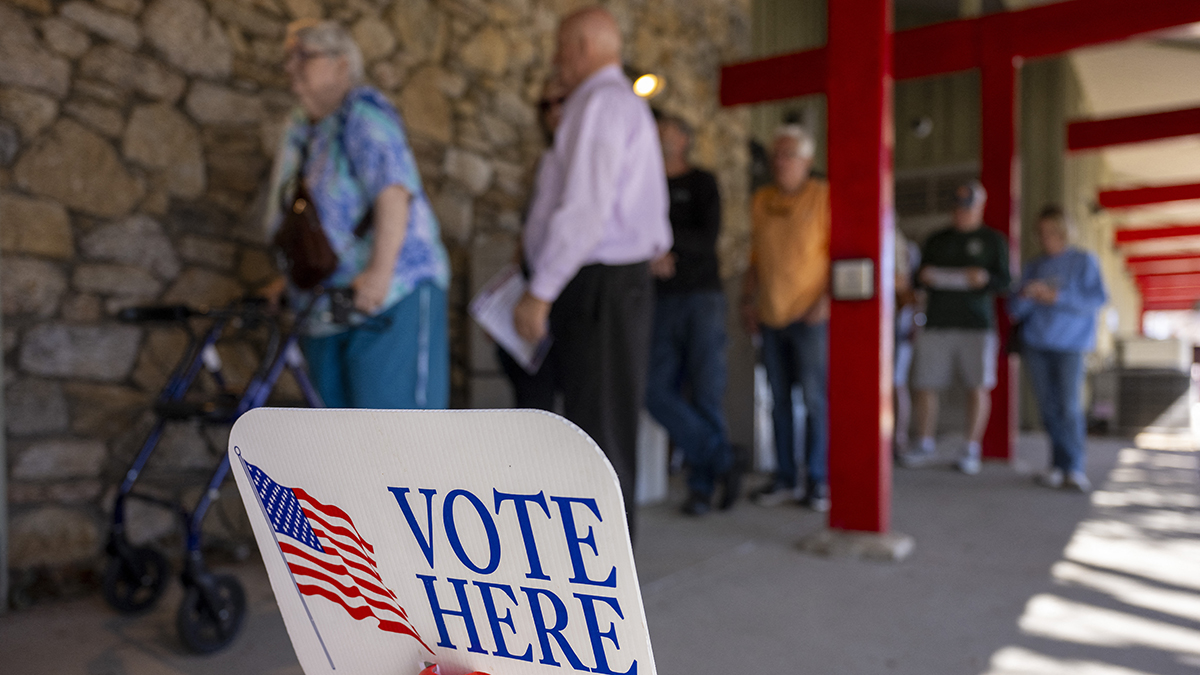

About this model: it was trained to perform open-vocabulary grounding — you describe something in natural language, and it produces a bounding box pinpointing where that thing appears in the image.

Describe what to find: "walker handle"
[117,305,196,323]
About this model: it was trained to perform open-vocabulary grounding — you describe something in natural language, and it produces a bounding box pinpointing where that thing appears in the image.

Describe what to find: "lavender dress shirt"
[522,64,673,302]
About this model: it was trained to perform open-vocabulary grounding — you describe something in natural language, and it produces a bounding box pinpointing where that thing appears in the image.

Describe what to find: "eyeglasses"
[537,97,565,114]
[285,48,337,66]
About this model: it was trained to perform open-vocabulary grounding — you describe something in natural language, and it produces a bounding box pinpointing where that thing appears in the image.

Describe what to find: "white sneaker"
[898,438,937,468]
[1036,468,1064,489]
[957,455,981,475]
[1065,471,1092,493]
[897,450,931,468]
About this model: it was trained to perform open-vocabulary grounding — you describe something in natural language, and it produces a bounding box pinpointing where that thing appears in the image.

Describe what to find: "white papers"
[469,264,552,374]
[924,266,973,290]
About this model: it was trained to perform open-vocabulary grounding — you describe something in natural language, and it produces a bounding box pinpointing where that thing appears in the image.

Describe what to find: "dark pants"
[497,342,558,411]
[1023,347,1087,473]
[646,291,732,498]
[760,319,829,490]
[550,262,653,539]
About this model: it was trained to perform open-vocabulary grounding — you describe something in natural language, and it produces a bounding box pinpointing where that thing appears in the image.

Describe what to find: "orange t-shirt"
[749,180,831,328]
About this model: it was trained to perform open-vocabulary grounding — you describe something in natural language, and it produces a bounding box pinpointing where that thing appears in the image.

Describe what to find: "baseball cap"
[955,179,987,209]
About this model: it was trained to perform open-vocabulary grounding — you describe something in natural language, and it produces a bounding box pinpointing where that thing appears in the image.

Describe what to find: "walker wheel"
[101,547,169,614]
[176,574,246,654]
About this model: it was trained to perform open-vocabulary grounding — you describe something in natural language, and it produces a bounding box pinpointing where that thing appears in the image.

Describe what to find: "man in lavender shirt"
[513,6,672,537]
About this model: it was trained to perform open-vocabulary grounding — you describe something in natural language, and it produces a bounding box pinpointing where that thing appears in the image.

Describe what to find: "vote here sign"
[229,408,655,675]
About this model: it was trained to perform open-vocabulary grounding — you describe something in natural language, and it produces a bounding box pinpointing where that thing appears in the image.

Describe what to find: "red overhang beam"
[719,48,827,107]
[893,18,980,80]
[1139,293,1200,307]
[1126,253,1200,277]
[1137,272,1200,291]
[721,0,1200,106]
[1068,106,1200,152]
[1127,253,1200,265]
[1100,183,1200,210]
[1004,0,1200,60]
[1138,288,1200,303]
[1115,224,1200,245]
[1142,299,1198,311]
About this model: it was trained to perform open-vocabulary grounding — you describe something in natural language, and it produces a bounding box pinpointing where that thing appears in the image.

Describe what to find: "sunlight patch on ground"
[980,442,1200,675]
[1052,560,1200,624]
[986,646,1159,675]
[1133,433,1200,452]
[1018,594,1200,655]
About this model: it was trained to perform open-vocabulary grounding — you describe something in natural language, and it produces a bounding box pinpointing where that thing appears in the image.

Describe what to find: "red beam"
[894,18,979,80]
[1127,253,1200,265]
[980,53,1019,462]
[1138,285,1200,299]
[1100,183,1200,210]
[720,0,1200,105]
[1138,273,1200,290]
[1005,0,1200,60]
[1127,254,1200,276]
[1116,224,1200,244]
[1142,290,1200,299]
[826,0,893,533]
[1143,299,1200,311]
[1069,106,1200,152]
[719,48,827,107]
[1140,297,1200,311]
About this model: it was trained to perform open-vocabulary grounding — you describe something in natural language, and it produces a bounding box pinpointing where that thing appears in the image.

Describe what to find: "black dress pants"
[550,261,653,541]
[496,342,558,411]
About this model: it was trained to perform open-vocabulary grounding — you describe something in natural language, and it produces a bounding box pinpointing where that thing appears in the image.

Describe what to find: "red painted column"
[980,51,1020,461]
[826,0,894,532]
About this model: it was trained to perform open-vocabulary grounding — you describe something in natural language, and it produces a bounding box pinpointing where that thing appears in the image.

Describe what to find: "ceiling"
[1069,36,1200,306]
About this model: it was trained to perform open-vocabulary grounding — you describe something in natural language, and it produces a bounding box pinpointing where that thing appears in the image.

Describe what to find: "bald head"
[555,6,622,93]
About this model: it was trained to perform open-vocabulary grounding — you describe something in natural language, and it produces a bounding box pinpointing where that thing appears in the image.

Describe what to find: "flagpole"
[236,447,337,670]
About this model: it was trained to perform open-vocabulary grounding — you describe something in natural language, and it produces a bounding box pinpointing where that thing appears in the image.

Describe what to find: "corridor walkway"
[2,434,1198,675]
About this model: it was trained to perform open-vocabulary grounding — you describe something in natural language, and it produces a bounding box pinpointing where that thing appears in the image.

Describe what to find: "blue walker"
[101,294,325,653]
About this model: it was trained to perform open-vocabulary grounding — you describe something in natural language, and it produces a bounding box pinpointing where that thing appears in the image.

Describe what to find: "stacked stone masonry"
[0,0,751,602]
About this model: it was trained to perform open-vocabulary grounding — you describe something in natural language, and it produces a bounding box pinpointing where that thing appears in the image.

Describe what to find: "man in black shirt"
[646,113,737,515]
[906,180,1011,475]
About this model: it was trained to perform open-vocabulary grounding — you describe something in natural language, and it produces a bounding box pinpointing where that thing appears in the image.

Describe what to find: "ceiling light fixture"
[633,73,662,98]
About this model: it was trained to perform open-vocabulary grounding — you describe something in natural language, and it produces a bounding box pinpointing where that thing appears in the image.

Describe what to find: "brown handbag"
[274,119,376,290]
[274,178,338,290]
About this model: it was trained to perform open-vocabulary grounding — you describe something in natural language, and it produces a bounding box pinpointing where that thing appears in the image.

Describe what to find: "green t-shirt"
[919,224,1012,329]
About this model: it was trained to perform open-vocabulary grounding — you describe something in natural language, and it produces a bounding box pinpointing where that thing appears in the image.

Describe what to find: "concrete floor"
[3,433,1199,675]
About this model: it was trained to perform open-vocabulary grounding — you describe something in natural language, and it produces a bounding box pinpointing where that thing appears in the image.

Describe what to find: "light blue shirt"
[266,87,449,334]
[522,64,673,301]
[1010,247,1108,353]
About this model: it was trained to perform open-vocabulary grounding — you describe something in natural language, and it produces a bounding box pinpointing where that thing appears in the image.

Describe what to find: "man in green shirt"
[905,180,1011,475]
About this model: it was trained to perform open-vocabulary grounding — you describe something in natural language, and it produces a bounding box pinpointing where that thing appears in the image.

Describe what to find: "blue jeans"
[1023,347,1086,473]
[760,319,828,489]
[645,292,732,497]
[302,281,449,409]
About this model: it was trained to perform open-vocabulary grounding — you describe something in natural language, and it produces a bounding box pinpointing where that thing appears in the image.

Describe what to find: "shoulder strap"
[336,97,376,239]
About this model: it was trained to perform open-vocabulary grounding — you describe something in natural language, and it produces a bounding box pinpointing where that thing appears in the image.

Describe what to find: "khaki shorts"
[912,328,998,391]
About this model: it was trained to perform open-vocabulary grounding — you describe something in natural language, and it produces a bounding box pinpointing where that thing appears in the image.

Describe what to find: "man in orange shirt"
[740,125,831,511]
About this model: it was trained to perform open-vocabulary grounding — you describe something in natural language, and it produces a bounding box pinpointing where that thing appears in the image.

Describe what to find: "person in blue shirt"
[1010,205,1108,492]
[263,20,450,409]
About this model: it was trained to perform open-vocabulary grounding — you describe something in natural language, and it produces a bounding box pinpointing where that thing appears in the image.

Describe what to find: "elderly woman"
[264,20,450,409]
[1010,205,1107,492]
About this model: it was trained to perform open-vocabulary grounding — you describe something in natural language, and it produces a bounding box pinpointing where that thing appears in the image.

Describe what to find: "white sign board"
[229,408,654,675]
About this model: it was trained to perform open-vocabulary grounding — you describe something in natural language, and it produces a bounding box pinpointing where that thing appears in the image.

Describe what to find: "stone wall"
[0,0,751,602]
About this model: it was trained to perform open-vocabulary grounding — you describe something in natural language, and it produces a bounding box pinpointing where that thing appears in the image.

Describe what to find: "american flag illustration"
[244,459,433,654]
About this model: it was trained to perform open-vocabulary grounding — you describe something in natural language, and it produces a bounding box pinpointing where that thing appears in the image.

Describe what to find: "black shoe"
[751,481,798,507]
[681,491,711,516]
[716,448,746,511]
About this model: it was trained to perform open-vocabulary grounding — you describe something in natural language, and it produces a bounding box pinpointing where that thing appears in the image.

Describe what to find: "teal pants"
[301,281,449,409]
